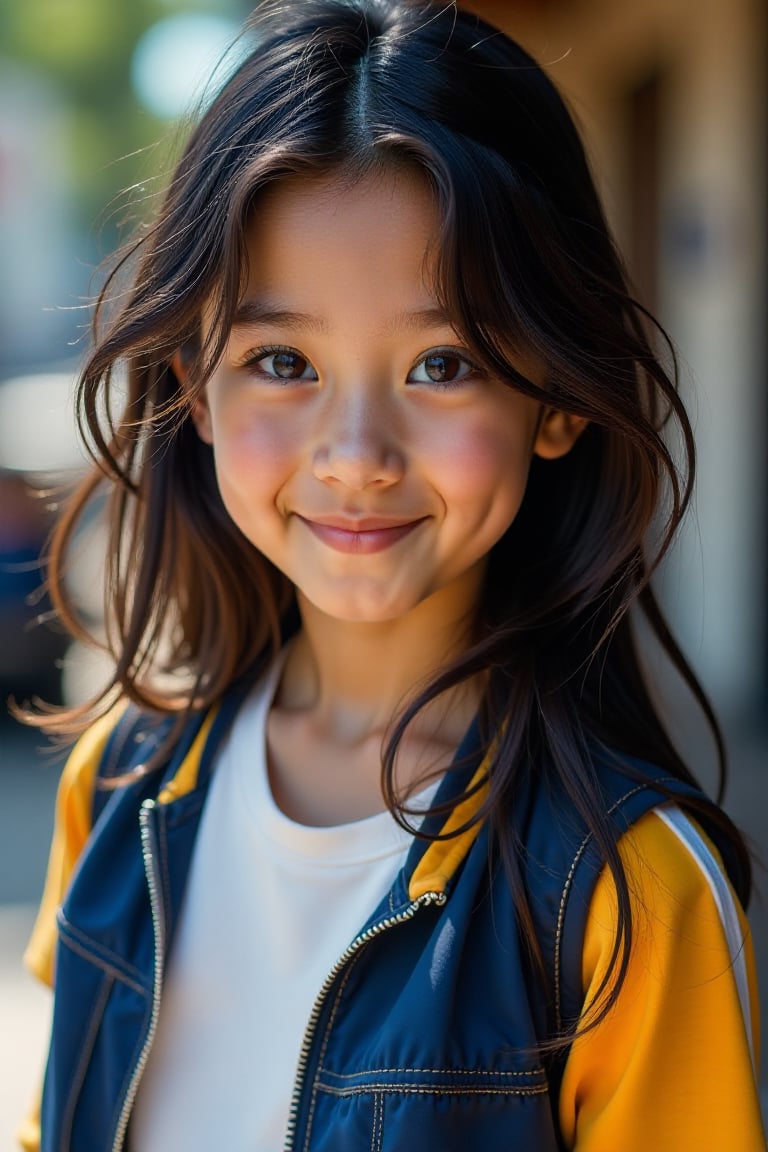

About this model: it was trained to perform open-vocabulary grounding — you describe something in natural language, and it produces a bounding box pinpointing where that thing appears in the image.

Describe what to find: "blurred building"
[0,59,79,374]
[470,0,767,723]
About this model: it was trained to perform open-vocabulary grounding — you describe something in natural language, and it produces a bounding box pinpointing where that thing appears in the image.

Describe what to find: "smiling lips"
[298,514,427,554]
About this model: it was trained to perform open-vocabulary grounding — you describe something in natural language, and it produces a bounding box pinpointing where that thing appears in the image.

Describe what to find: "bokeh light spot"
[130,14,244,121]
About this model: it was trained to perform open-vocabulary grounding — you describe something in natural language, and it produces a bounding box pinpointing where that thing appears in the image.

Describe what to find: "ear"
[533,407,588,460]
[172,349,213,445]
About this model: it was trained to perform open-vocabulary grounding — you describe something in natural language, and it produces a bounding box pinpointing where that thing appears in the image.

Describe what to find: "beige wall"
[471,0,767,716]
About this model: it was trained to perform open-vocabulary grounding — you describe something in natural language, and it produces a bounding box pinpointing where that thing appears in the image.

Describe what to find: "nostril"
[312,440,404,489]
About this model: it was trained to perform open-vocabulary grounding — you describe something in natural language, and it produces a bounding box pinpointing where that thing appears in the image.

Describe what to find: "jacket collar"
[153,674,492,900]
[405,717,492,900]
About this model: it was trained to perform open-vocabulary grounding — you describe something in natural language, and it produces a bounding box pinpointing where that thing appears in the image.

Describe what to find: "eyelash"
[238,343,485,387]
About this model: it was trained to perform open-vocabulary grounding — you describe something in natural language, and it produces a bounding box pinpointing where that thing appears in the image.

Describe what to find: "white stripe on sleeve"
[654,805,755,1078]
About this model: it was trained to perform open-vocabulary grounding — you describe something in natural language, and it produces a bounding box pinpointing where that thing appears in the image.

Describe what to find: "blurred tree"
[0,0,246,254]
[0,0,247,371]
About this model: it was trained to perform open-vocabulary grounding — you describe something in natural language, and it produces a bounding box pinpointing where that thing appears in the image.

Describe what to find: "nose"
[312,388,405,490]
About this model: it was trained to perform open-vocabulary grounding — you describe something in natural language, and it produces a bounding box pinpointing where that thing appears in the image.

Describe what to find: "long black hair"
[34,0,751,1045]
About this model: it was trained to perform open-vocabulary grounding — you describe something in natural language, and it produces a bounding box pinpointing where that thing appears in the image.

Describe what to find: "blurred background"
[0,0,766,1144]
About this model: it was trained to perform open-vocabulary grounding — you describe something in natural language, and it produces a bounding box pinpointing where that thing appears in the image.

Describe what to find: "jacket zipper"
[283,889,447,1152]
[111,799,166,1152]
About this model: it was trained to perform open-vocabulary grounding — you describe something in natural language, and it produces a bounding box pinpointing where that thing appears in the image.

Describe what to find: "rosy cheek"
[208,411,293,509]
[216,400,291,460]
[432,416,533,497]
[237,424,292,465]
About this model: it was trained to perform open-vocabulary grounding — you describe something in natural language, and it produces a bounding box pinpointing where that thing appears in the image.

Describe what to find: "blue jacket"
[36,683,742,1152]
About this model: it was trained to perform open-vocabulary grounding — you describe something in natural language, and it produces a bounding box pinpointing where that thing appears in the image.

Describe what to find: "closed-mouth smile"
[297,514,427,554]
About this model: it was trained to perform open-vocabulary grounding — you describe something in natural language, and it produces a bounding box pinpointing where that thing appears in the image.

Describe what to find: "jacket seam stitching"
[553,778,678,1029]
[320,1065,545,1079]
[57,925,149,997]
[302,950,365,1152]
[370,1091,382,1152]
[316,1082,550,1097]
[58,973,114,1152]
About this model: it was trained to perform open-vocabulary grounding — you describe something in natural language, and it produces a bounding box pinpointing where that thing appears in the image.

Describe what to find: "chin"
[300,585,427,625]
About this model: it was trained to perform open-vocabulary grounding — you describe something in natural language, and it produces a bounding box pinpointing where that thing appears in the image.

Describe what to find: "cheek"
[430,413,535,516]
[208,405,295,505]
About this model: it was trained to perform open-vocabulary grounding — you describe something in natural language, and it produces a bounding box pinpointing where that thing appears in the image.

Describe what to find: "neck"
[279,573,485,748]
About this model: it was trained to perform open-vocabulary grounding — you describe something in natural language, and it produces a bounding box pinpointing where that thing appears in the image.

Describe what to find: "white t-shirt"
[129,655,436,1151]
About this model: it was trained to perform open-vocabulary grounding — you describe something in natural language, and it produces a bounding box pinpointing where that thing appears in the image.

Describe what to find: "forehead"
[238,167,443,319]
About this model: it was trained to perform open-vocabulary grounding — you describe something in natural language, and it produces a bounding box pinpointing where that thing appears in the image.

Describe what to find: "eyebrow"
[231,301,328,334]
[380,306,454,336]
[230,300,454,337]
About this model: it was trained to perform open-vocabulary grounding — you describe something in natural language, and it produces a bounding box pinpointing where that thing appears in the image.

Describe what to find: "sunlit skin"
[190,168,585,823]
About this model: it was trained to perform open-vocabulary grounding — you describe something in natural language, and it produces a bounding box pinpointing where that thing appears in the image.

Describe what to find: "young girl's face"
[191,166,572,625]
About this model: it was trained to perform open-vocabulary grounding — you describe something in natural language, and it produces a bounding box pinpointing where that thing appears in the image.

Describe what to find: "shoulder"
[620,804,741,913]
[24,680,253,989]
[586,807,755,1035]
[58,702,131,806]
[45,701,137,859]
[23,702,130,985]
[559,808,762,1150]
[530,748,744,901]
[518,748,750,1021]
[519,750,716,920]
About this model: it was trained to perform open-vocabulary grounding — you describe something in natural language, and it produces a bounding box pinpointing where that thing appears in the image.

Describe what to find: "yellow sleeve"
[558,808,765,1151]
[23,704,128,988]
[16,1088,44,1152]
[17,706,128,1152]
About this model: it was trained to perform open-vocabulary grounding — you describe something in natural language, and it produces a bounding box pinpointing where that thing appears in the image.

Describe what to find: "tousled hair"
[30,0,751,1054]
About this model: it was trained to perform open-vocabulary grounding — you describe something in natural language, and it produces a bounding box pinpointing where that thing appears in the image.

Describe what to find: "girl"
[20,2,764,1149]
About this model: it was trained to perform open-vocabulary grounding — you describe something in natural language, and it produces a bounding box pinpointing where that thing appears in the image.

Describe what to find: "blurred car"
[0,469,66,705]
[0,370,85,708]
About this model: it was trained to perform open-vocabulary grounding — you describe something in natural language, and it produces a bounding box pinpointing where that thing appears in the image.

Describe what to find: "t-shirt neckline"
[229,648,439,866]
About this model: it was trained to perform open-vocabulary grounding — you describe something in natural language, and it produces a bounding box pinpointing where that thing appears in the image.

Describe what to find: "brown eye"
[408,350,476,387]
[423,354,462,383]
[248,348,318,381]
[271,351,309,379]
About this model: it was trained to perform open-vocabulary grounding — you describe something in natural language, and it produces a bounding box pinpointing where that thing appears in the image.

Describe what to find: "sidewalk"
[0,719,59,1151]
[0,906,49,1152]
